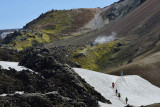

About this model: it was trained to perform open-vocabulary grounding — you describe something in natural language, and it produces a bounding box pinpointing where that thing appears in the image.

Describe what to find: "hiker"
[115,89,118,96]
[118,93,121,99]
[125,97,128,104]
[112,82,115,88]
[121,71,123,76]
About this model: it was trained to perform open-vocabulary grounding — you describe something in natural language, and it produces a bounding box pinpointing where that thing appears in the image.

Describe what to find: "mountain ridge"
[0,0,146,50]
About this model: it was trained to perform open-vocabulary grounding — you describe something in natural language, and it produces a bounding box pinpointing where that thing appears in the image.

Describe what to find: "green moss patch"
[7,31,50,51]
[72,40,125,71]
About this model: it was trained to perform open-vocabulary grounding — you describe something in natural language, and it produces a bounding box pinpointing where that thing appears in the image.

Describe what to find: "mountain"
[1,0,145,50]
[1,0,159,82]
[24,8,99,36]
[0,0,160,106]
[23,0,146,36]
[1,0,160,86]
[48,0,160,88]
[1,8,100,50]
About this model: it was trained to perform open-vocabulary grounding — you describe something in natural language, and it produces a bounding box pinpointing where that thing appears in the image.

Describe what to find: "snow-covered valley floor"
[74,68,160,107]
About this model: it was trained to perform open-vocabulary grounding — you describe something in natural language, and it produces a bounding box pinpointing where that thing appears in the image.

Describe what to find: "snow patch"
[0,61,33,72]
[0,91,24,97]
[0,94,7,97]
[15,91,24,95]
[74,68,160,107]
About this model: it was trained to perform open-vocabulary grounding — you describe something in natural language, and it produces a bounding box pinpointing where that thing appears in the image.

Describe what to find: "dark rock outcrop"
[103,0,147,21]
[20,46,81,68]
[0,48,111,107]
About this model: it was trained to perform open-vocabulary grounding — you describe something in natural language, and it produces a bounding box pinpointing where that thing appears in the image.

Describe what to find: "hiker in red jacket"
[112,82,115,88]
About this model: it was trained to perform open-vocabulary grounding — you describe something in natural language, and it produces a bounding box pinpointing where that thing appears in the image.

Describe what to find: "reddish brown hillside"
[24,8,99,37]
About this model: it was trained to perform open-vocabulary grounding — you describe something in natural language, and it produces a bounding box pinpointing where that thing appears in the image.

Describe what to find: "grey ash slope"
[108,0,160,87]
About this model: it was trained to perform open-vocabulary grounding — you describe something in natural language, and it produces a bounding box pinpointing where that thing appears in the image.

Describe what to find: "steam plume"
[94,32,116,44]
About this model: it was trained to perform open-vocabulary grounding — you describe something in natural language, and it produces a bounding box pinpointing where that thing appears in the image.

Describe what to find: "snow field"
[1,61,160,106]
[74,68,160,107]
[0,91,24,97]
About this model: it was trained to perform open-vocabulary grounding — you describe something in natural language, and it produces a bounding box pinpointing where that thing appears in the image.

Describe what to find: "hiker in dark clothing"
[125,97,128,104]
[118,93,121,99]
[116,89,118,96]
[112,82,115,88]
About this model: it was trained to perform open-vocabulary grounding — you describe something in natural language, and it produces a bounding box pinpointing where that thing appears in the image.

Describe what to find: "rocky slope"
[0,48,21,61]
[0,48,110,107]
[1,9,99,50]
[24,0,146,36]
[24,8,99,36]
[102,0,146,21]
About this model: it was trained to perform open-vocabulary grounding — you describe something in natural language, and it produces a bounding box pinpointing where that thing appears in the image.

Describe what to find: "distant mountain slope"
[1,0,145,50]
[24,8,99,37]
[97,0,160,71]
[44,0,160,89]
[104,0,160,87]
[23,0,146,38]
[1,8,101,50]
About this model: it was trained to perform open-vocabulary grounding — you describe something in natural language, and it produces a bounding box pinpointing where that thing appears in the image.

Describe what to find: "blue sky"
[0,0,118,30]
